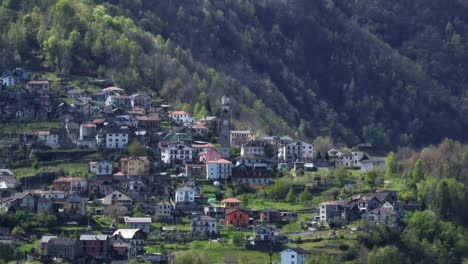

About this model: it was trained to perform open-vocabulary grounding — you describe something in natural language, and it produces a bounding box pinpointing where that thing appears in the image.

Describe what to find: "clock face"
[223,120,228,126]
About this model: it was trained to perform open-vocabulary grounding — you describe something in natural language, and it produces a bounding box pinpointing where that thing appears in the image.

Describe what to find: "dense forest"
[0,0,467,149]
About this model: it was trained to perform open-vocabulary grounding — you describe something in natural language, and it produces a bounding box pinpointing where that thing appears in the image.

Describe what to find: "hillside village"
[1,69,420,263]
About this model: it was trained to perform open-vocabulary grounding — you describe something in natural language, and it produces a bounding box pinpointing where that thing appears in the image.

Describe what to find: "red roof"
[206,159,232,164]
[92,118,106,124]
[81,123,96,128]
[36,130,50,136]
[136,115,160,121]
[192,143,215,149]
[120,156,149,162]
[171,111,190,116]
[53,177,85,183]
[222,198,242,203]
[320,201,339,206]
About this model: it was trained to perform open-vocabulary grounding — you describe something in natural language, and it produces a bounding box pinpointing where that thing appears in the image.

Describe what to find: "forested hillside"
[0,0,467,149]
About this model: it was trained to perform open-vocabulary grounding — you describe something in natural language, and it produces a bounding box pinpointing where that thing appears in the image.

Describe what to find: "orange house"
[225,209,249,228]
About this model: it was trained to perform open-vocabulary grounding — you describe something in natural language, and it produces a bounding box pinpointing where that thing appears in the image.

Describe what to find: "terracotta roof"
[35,130,50,136]
[81,123,96,128]
[171,111,190,116]
[136,115,160,121]
[53,177,86,183]
[120,156,148,162]
[92,118,106,124]
[113,172,125,177]
[192,143,215,149]
[222,198,242,203]
[320,201,340,206]
[206,159,232,164]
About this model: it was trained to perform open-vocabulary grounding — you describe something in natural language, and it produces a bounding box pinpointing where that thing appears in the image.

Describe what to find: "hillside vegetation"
[0,0,467,149]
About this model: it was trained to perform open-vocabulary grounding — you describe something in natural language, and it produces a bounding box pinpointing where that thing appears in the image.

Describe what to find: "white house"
[278,140,314,161]
[280,248,311,264]
[319,201,343,222]
[124,217,152,233]
[155,201,173,220]
[89,160,113,176]
[351,145,386,171]
[206,159,232,180]
[174,186,196,204]
[112,229,146,256]
[170,111,194,125]
[241,140,270,157]
[102,190,133,206]
[105,95,132,109]
[102,86,124,100]
[160,143,193,164]
[36,130,60,149]
[104,129,129,149]
[190,215,218,236]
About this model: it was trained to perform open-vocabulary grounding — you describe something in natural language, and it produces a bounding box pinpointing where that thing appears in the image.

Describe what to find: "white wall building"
[36,131,60,149]
[278,140,314,161]
[206,159,232,180]
[240,140,269,157]
[190,215,218,235]
[280,248,311,264]
[105,131,129,149]
[174,186,195,203]
[160,143,193,164]
[170,111,194,125]
[124,217,152,233]
[89,160,113,176]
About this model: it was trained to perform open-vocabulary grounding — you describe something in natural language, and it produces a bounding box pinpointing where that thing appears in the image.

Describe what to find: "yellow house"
[120,156,150,176]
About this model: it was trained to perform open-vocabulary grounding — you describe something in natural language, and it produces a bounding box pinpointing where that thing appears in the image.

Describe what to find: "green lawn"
[0,122,60,135]
[147,240,281,264]
[248,198,313,211]
[13,162,89,178]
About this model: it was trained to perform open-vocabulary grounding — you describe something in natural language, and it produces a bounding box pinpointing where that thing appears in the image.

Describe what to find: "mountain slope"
[0,0,466,149]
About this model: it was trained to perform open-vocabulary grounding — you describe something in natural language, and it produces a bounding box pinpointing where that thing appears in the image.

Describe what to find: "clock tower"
[220,96,231,158]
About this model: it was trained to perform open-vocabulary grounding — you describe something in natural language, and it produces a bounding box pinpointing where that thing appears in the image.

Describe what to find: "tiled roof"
[171,111,190,115]
[206,159,232,164]
[124,217,152,224]
[222,198,242,203]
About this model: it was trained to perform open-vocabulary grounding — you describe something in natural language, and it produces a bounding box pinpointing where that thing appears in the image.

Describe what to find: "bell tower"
[220,96,231,158]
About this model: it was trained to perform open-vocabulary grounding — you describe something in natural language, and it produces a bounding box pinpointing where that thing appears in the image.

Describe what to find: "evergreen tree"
[286,187,296,203]
[412,159,424,182]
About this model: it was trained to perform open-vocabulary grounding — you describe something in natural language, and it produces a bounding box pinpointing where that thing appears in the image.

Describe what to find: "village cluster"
[0,68,409,264]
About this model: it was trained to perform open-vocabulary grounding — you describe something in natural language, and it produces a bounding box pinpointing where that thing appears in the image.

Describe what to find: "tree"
[385,152,397,177]
[241,193,249,209]
[368,246,407,264]
[286,187,296,203]
[412,159,424,182]
[298,189,312,202]
[436,180,451,219]
[313,136,334,154]
[12,225,25,237]
[125,140,147,156]
[133,203,145,217]
[267,180,289,200]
